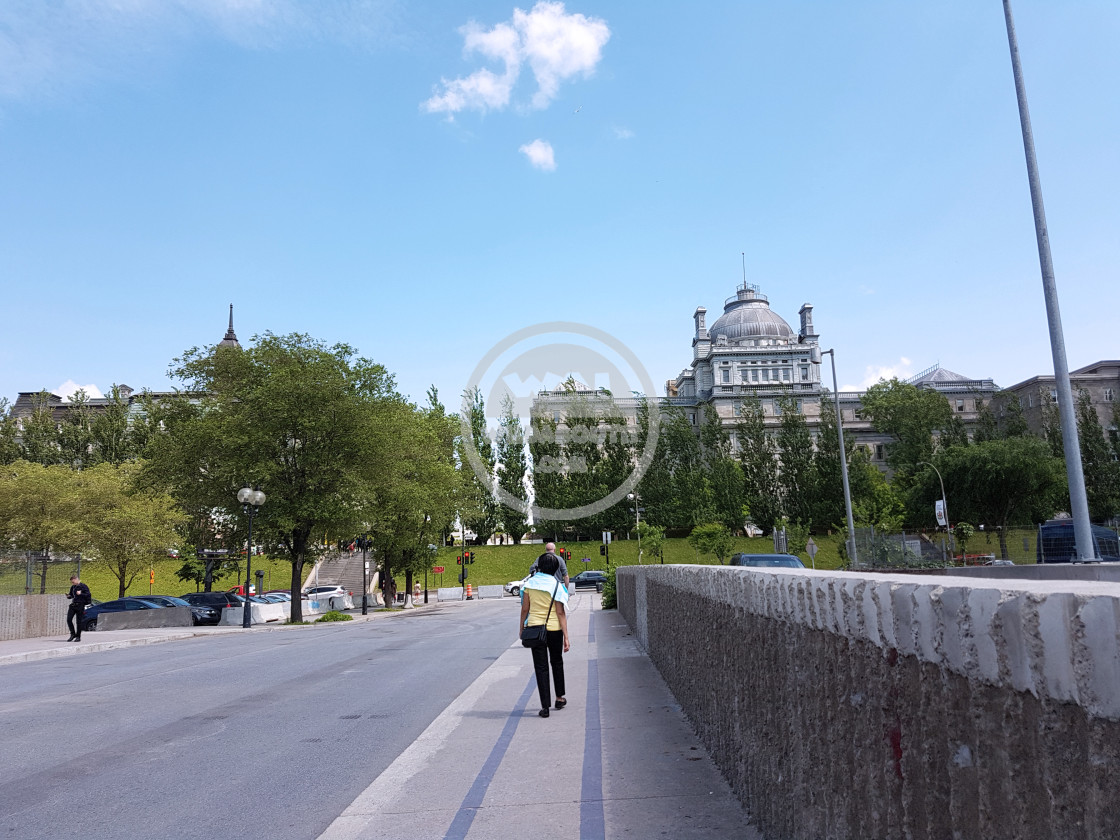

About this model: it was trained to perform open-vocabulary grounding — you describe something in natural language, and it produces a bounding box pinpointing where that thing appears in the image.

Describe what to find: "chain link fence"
[0,553,84,596]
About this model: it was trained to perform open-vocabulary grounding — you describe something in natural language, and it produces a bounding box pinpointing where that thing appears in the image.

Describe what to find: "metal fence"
[0,553,84,596]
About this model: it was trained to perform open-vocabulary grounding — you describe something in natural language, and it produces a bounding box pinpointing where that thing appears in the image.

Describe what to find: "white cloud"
[612,126,634,140]
[0,1,398,101]
[519,138,556,171]
[424,2,610,116]
[841,357,913,391]
[55,381,104,402]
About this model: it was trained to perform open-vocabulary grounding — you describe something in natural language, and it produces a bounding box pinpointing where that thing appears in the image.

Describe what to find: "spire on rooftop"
[218,304,240,348]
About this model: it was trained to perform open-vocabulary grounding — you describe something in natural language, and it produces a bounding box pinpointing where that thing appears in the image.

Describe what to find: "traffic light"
[600,545,606,556]
[468,551,475,564]
[457,555,463,566]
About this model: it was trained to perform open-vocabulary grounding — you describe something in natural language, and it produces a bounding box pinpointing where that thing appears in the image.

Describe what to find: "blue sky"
[1,1,1117,409]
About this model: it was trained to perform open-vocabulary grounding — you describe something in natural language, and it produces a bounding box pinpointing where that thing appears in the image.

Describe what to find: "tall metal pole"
[825,350,858,566]
[920,461,949,563]
[242,507,255,629]
[1002,0,1096,561]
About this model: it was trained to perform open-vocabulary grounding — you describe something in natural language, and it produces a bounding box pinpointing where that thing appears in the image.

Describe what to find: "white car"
[302,585,351,610]
[505,575,531,597]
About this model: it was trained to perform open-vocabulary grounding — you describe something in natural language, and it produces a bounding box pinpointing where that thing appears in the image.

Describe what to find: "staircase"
[309,551,371,598]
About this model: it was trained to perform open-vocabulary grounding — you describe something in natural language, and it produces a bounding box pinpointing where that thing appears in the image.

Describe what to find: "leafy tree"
[735,395,779,532]
[1076,388,1120,522]
[460,387,499,545]
[774,394,813,527]
[701,407,745,531]
[144,333,400,621]
[59,389,95,469]
[0,399,19,466]
[494,394,529,543]
[860,379,952,475]
[636,521,665,564]
[91,385,136,464]
[0,461,83,592]
[661,408,714,530]
[810,393,852,531]
[1039,390,1064,458]
[635,399,676,531]
[848,449,906,532]
[911,438,1066,559]
[20,390,63,466]
[954,522,976,557]
[687,522,734,564]
[75,461,185,598]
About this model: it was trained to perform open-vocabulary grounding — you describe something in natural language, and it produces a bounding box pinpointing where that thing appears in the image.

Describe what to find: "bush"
[600,566,617,609]
[315,610,353,623]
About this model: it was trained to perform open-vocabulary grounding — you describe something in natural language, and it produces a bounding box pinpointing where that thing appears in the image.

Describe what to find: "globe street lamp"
[237,486,266,629]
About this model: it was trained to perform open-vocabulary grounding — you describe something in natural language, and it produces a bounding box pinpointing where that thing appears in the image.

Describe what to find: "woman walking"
[519,553,570,717]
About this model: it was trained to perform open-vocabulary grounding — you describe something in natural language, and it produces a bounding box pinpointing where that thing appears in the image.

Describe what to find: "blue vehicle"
[1036,520,1120,563]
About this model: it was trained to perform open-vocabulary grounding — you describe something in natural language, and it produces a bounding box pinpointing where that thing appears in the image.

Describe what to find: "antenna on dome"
[741,252,746,284]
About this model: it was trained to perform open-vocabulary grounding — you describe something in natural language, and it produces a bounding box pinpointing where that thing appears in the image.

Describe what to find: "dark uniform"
[66,581,92,641]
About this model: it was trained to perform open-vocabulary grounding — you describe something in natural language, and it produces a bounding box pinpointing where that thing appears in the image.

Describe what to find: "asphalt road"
[0,601,519,840]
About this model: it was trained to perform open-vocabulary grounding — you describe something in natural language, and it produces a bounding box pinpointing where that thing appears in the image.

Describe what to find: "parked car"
[302,585,351,609]
[180,591,246,611]
[729,554,805,568]
[1036,519,1120,563]
[257,593,288,604]
[263,590,295,601]
[570,570,609,589]
[505,575,531,596]
[81,598,163,631]
[126,595,221,625]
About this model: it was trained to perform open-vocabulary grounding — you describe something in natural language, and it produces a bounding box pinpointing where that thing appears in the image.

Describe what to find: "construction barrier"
[465,583,474,600]
[475,585,506,599]
[436,587,464,602]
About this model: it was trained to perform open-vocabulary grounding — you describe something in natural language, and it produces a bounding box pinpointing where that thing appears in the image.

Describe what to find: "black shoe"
[73,636,81,642]
[539,709,550,718]
[555,698,567,710]
[67,635,76,642]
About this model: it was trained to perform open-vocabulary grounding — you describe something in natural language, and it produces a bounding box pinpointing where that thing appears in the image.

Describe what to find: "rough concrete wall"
[0,595,71,640]
[617,566,1120,840]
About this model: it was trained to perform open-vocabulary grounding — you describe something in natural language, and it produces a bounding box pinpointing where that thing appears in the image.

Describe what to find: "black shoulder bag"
[520,581,558,648]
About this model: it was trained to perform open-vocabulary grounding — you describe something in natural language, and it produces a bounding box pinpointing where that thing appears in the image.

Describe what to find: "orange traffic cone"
[465,583,474,600]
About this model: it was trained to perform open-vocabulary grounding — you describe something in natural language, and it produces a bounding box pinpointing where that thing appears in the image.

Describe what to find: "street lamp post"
[362,533,369,616]
[1002,0,1096,561]
[628,492,641,563]
[821,349,858,566]
[919,461,949,563]
[237,486,266,629]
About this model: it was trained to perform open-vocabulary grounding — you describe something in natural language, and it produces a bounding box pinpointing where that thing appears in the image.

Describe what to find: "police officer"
[66,574,92,641]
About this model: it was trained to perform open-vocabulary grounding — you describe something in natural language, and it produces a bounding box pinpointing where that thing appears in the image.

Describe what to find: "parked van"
[1036,520,1120,563]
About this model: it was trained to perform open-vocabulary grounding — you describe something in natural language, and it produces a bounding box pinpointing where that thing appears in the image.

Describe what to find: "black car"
[729,554,805,568]
[570,571,609,590]
[129,595,221,626]
[180,591,245,610]
[81,598,163,631]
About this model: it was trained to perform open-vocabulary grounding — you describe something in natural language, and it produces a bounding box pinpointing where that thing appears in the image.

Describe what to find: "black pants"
[530,629,566,710]
[67,604,85,638]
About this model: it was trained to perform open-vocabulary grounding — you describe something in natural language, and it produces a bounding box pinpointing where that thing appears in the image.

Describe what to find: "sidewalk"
[317,592,762,840]
[0,600,430,667]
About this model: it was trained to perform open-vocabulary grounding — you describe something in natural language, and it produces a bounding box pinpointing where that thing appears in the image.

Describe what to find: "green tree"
[687,522,734,565]
[460,387,498,545]
[701,407,745,532]
[775,394,813,527]
[810,393,852,531]
[20,390,62,466]
[1076,388,1120,522]
[860,379,953,475]
[662,408,714,530]
[911,437,1066,559]
[735,395,779,532]
[91,385,136,464]
[0,461,83,592]
[848,449,906,532]
[0,399,20,466]
[494,394,529,543]
[636,521,665,564]
[75,461,185,598]
[144,333,401,621]
[59,389,95,469]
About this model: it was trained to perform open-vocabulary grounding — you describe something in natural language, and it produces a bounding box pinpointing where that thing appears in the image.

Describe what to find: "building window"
[956,399,965,412]
[875,444,884,460]
[740,369,748,382]
[782,369,791,382]
[1028,393,1033,408]
[689,413,696,425]
[751,370,759,382]
[1106,388,1114,403]
[772,400,781,416]
[733,403,741,416]
[1050,388,1058,402]
[801,366,809,381]
[722,368,730,383]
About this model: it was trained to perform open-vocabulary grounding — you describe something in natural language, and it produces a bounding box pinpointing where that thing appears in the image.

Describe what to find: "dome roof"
[708,285,795,343]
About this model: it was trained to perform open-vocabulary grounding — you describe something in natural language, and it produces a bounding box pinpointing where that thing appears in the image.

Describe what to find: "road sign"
[806,538,818,560]
[602,531,611,545]
[582,558,591,563]
[432,566,445,574]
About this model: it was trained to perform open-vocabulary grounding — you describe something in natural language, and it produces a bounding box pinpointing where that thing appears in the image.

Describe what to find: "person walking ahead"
[66,575,92,642]
[519,553,570,717]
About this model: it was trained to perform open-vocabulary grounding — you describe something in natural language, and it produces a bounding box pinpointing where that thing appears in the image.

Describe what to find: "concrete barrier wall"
[0,595,70,641]
[617,565,1120,840]
[99,606,193,630]
[475,585,506,599]
[437,587,464,602]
